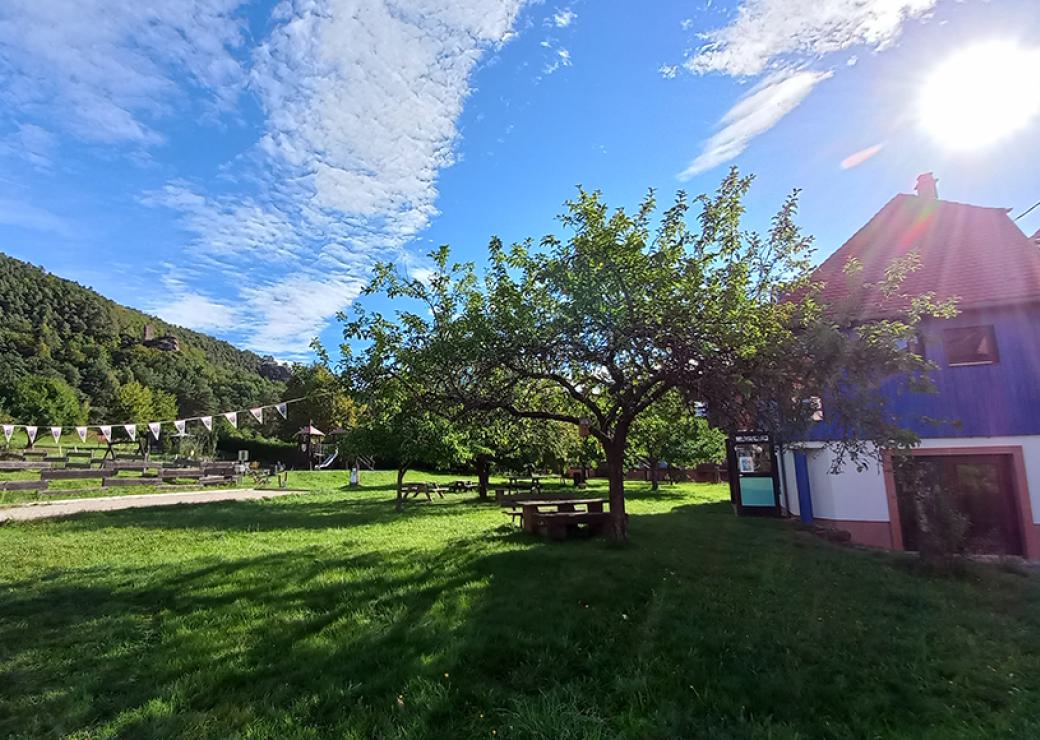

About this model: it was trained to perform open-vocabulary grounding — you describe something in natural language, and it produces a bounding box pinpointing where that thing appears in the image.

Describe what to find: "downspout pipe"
[793,450,814,523]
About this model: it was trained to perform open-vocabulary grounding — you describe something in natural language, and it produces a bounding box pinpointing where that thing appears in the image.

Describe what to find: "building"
[782,174,1040,559]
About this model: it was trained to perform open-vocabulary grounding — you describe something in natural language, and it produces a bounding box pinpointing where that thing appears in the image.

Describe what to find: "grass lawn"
[1,471,1038,738]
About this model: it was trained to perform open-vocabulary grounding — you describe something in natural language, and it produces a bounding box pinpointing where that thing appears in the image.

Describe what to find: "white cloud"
[676,0,936,176]
[679,69,832,179]
[0,0,247,143]
[553,8,576,28]
[544,47,572,75]
[686,0,936,77]
[658,64,679,79]
[155,292,240,333]
[0,124,58,169]
[0,197,76,238]
[141,0,526,353]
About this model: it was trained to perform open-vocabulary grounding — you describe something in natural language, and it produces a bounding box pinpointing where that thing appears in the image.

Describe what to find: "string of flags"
[1,400,292,446]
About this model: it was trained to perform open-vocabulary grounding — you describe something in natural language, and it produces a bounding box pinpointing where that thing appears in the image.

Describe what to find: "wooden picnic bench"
[0,479,50,493]
[399,482,446,501]
[449,480,477,492]
[41,469,111,481]
[509,498,609,540]
[0,461,53,471]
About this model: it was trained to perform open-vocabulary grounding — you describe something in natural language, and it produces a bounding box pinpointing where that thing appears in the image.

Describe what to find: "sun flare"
[919,41,1040,151]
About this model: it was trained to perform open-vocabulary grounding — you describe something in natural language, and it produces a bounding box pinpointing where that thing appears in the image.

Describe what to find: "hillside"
[0,253,287,424]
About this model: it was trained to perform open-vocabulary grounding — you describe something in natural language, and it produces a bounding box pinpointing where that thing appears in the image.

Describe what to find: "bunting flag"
[250,407,264,424]
[99,425,112,442]
[174,419,186,436]
[50,426,62,444]
[148,422,162,441]
[275,402,288,419]
[124,424,137,441]
[201,416,213,431]
[26,426,38,445]
[2,424,13,443]
[224,411,238,428]
[76,426,88,443]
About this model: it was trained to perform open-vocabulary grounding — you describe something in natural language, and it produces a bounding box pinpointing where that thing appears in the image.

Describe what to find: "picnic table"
[508,498,610,540]
[399,482,448,501]
[449,480,478,492]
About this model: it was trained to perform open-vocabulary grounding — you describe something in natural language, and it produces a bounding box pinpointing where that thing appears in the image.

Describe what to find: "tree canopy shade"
[341,170,947,540]
[7,376,87,428]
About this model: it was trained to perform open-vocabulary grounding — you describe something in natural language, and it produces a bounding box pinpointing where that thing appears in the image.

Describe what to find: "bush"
[217,433,295,465]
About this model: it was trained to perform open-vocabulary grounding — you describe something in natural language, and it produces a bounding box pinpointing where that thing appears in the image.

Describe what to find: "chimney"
[915,172,938,200]
[143,324,155,342]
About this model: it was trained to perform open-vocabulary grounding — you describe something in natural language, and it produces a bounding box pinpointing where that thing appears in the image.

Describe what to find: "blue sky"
[1,0,1038,359]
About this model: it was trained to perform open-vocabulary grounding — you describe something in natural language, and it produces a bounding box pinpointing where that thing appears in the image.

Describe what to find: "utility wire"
[1014,200,1040,222]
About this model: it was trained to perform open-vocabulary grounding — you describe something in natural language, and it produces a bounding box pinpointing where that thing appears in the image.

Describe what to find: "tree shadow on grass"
[2,499,1039,738]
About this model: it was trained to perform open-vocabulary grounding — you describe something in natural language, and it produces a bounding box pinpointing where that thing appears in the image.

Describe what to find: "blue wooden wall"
[814,304,1040,439]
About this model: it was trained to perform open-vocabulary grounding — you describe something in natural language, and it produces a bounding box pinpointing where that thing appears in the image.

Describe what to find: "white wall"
[782,436,1040,524]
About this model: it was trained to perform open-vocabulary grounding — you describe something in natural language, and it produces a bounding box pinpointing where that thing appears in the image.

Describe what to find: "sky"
[1,0,1039,360]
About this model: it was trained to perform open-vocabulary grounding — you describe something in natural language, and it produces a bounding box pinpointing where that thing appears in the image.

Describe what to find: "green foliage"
[216,432,296,465]
[7,375,86,427]
[0,253,285,424]
[281,364,358,435]
[894,457,971,571]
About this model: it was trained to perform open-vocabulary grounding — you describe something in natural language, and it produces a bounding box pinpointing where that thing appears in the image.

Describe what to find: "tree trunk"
[395,466,408,512]
[475,454,491,500]
[604,441,628,541]
[649,458,660,492]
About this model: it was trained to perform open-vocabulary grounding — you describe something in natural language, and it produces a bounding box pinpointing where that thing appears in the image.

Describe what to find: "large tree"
[344,171,945,540]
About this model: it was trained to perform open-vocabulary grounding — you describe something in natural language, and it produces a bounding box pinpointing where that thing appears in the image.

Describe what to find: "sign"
[237,449,249,463]
[738,455,755,474]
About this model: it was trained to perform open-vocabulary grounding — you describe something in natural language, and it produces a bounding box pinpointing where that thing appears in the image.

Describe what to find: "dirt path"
[0,488,298,522]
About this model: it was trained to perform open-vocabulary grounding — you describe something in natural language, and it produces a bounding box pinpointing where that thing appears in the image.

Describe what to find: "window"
[943,325,998,366]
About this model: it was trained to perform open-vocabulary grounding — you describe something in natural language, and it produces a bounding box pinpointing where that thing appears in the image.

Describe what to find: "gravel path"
[0,488,297,522]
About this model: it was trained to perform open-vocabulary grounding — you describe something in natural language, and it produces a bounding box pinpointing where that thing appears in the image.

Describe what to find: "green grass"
[1,472,1038,738]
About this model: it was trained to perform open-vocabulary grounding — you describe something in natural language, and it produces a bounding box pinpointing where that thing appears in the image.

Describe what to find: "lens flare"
[919,41,1040,151]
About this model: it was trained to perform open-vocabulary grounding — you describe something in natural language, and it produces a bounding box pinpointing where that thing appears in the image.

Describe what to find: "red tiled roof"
[809,194,1040,319]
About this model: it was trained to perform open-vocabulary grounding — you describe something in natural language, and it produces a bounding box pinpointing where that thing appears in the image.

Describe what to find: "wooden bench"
[498,490,584,505]
[43,456,68,463]
[106,462,160,473]
[159,469,205,481]
[199,475,235,486]
[0,461,52,471]
[102,477,162,488]
[23,450,47,458]
[0,480,50,492]
[533,510,610,540]
[64,461,93,469]
[41,469,111,481]
[67,451,96,459]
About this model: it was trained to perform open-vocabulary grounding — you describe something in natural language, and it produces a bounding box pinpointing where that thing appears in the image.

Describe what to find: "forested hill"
[0,253,288,425]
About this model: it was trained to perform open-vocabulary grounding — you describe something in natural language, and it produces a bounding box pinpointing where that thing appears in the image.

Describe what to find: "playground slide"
[316,450,339,470]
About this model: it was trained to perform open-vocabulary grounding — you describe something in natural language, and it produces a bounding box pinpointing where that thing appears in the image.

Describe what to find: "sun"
[919,41,1040,151]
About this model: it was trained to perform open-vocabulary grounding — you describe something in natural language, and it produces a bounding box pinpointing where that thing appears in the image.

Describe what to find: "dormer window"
[943,325,998,366]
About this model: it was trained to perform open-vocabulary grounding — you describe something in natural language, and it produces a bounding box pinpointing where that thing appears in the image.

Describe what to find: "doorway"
[893,453,1023,556]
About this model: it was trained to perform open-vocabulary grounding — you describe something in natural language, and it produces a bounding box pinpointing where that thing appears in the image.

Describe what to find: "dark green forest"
[0,253,286,425]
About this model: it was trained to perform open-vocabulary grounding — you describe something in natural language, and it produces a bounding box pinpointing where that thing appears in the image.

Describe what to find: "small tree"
[338,375,467,511]
[282,363,359,436]
[629,392,725,491]
[9,376,87,433]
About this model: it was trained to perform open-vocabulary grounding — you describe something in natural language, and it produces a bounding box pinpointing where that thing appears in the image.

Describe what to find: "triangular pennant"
[223,411,238,428]
[174,419,186,436]
[201,416,213,431]
[50,426,62,444]
[275,402,287,419]
[2,424,13,443]
[250,407,264,424]
[25,425,37,445]
[99,425,112,442]
[124,424,137,441]
[76,426,88,443]
[148,422,162,441]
